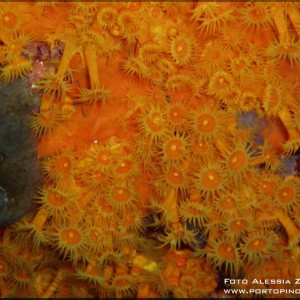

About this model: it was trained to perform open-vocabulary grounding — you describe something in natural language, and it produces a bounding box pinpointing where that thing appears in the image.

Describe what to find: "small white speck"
[32,83,36,88]
[93,140,98,144]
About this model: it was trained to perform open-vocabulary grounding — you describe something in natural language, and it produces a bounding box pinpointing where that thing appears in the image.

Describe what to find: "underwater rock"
[0,78,42,227]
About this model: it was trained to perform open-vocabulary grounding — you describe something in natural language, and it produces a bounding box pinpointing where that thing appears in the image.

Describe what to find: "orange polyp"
[148,113,163,132]
[218,244,235,260]
[97,199,113,213]
[201,170,221,190]
[115,160,132,175]
[148,88,164,105]
[17,271,30,280]
[56,155,72,175]
[176,256,187,267]
[170,34,194,66]
[97,149,112,166]
[30,110,59,138]
[230,220,248,232]
[261,181,276,195]
[248,238,267,251]
[219,197,236,211]
[48,191,66,207]
[0,260,7,276]
[277,187,294,204]
[167,169,184,186]
[207,238,240,275]
[197,114,216,134]
[61,229,82,246]
[209,71,234,97]
[2,12,17,28]
[113,188,129,202]
[171,107,184,122]
[163,136,187,162]
[229,150,247,171]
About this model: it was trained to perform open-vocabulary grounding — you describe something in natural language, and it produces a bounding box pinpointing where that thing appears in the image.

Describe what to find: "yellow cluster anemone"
[1,1,300,298]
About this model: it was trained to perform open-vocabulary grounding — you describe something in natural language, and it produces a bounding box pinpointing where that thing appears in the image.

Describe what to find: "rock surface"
[0,78,42,227]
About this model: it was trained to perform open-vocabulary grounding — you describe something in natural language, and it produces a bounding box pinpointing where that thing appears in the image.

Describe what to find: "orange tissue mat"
[37,53,142,157]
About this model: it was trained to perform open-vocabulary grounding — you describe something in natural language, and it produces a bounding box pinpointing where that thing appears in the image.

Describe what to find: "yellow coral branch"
[85,45,101,90]
[56,34,82,79]
[41,268,66,298]
[32,207,49,230]
[273,208,300,247]
[163,187,179,225]
[270,5,290,43]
